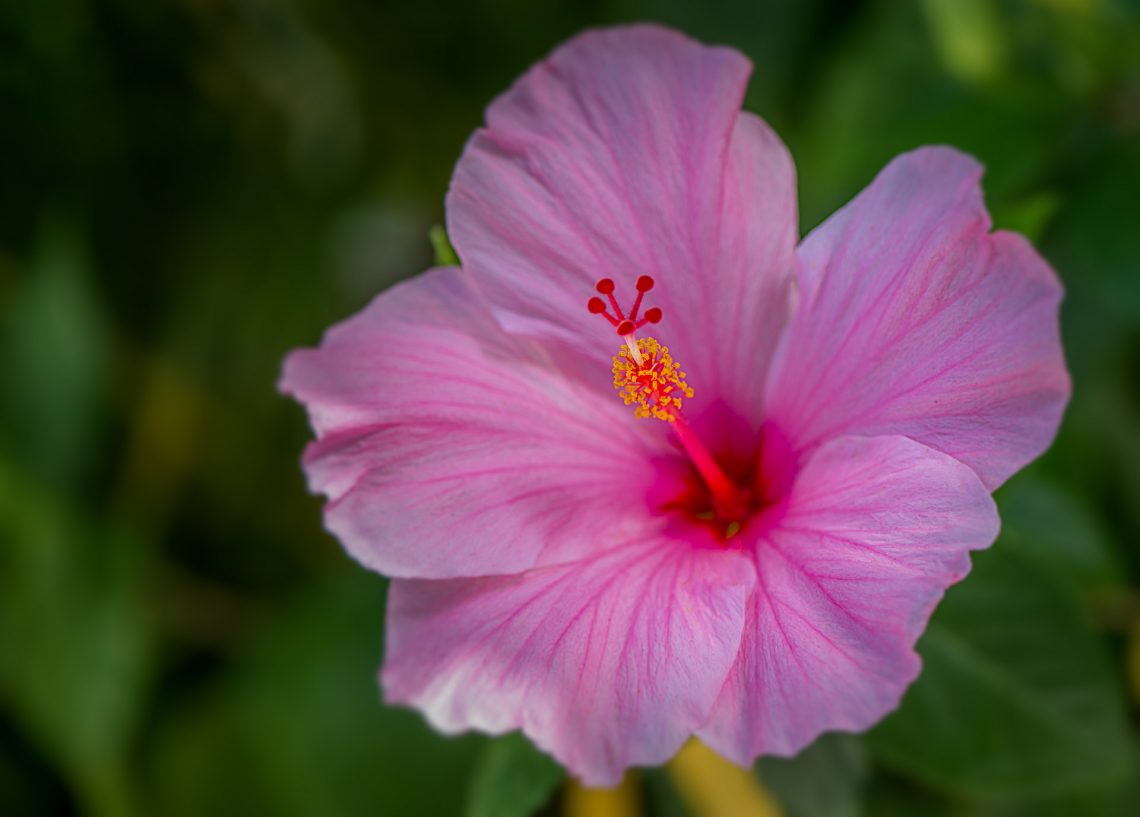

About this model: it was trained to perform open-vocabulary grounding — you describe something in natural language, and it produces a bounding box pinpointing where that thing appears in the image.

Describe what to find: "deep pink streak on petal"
[382,533,754,786]
[279,267,683,580]
[764,147,1070,489]
[447,24,797,426]
[698,434,998,765]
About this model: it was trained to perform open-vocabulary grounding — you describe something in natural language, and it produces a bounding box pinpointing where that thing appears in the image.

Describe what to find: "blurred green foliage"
[1,0,1138,815]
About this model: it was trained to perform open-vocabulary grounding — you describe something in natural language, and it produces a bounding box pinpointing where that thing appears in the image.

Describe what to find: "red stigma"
[585,275,663,335]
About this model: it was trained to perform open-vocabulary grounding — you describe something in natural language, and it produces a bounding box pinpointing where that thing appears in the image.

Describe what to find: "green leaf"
[429,225,460,267]
[757,733,868,817]
[642,767,694,817]
[921,0,1007,84]
[793,2,1061,233]
[867,546,1131,797]
[862,772,955,817]
[465,732,563,817]
[996,474,1125,590]
[1045,142,1140,327]
[0,465,151,817]
[990,190,1062,244]
[147,574,484,817]
[146,687,273,817]
[0,218,108,485]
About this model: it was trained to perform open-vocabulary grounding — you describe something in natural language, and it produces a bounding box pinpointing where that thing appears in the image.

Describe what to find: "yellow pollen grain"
[611,336,694,422]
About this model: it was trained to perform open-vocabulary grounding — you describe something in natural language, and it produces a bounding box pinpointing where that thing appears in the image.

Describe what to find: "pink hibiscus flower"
[280,24,1069,785]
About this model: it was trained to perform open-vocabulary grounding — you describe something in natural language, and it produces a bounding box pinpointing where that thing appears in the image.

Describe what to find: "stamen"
[587,276,749,527]
[611,339,747,521]
[612,337,693,421]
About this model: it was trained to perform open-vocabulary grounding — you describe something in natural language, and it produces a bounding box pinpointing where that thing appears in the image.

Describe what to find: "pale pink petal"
[382,536,754,786]
[699,435,998,764]
[447,25,797,426]
[279,267,683,579]
[763,147,1070,489]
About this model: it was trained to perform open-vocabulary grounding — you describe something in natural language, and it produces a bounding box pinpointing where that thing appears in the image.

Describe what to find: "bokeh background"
[2,0,1139,815]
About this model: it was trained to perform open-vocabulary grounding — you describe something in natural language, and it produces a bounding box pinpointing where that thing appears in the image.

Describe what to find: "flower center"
[587,277,750,534]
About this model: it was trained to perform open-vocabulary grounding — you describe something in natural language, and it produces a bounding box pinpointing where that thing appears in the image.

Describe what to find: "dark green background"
[2,1,1139,815]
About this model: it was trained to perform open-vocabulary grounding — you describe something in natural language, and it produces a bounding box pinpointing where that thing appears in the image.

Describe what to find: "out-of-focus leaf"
[867,763,1140,817]
[147,573,484,817]
[620,0,819,116]
[862,773,955,817]
[429,224,460,267]
[757,733,868,817]
[996,474,1125,589]
[794,2,1062,232]
[922,0,1007,84]
[1130,620,1140,710]
[0,221,146,817]
[466,732,563,817]
[1046,143,1140,327]
[868,546,1131,797]
[146,686,272,817]
[960,743,1140,817]
[966,774,1140,817]
[643,767,694,817]
[0,718,76,816]
[0,464,151,817]
[0,219,107,485]
[990,190,1062,244]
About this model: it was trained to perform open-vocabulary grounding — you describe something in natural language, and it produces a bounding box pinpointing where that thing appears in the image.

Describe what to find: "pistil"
[588,276,749,528]
[588,276,662,366]
[670,415,749,522]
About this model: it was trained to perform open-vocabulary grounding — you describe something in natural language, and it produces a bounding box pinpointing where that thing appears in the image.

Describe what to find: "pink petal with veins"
[383,533,754,786]
[764,147,1070,489]
[700,434,998,763]
[280,266,683,579]
[448,24,797,424]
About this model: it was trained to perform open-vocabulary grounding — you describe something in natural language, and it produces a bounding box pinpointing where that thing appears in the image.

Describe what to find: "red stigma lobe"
[587,276,662,335]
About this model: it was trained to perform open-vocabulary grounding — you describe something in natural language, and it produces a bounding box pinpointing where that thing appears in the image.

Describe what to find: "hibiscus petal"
[447,25,797,424]
[382,536,754,786]
[279,267,681,579]
[764,147,1069,489]
[698,434,998,764]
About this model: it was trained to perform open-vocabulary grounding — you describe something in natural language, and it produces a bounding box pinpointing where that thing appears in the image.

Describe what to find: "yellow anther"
[611,337,694,422]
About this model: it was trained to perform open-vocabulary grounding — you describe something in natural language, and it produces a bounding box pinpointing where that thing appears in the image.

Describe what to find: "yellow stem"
[667,740,784,817]
[563,773,641,817]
